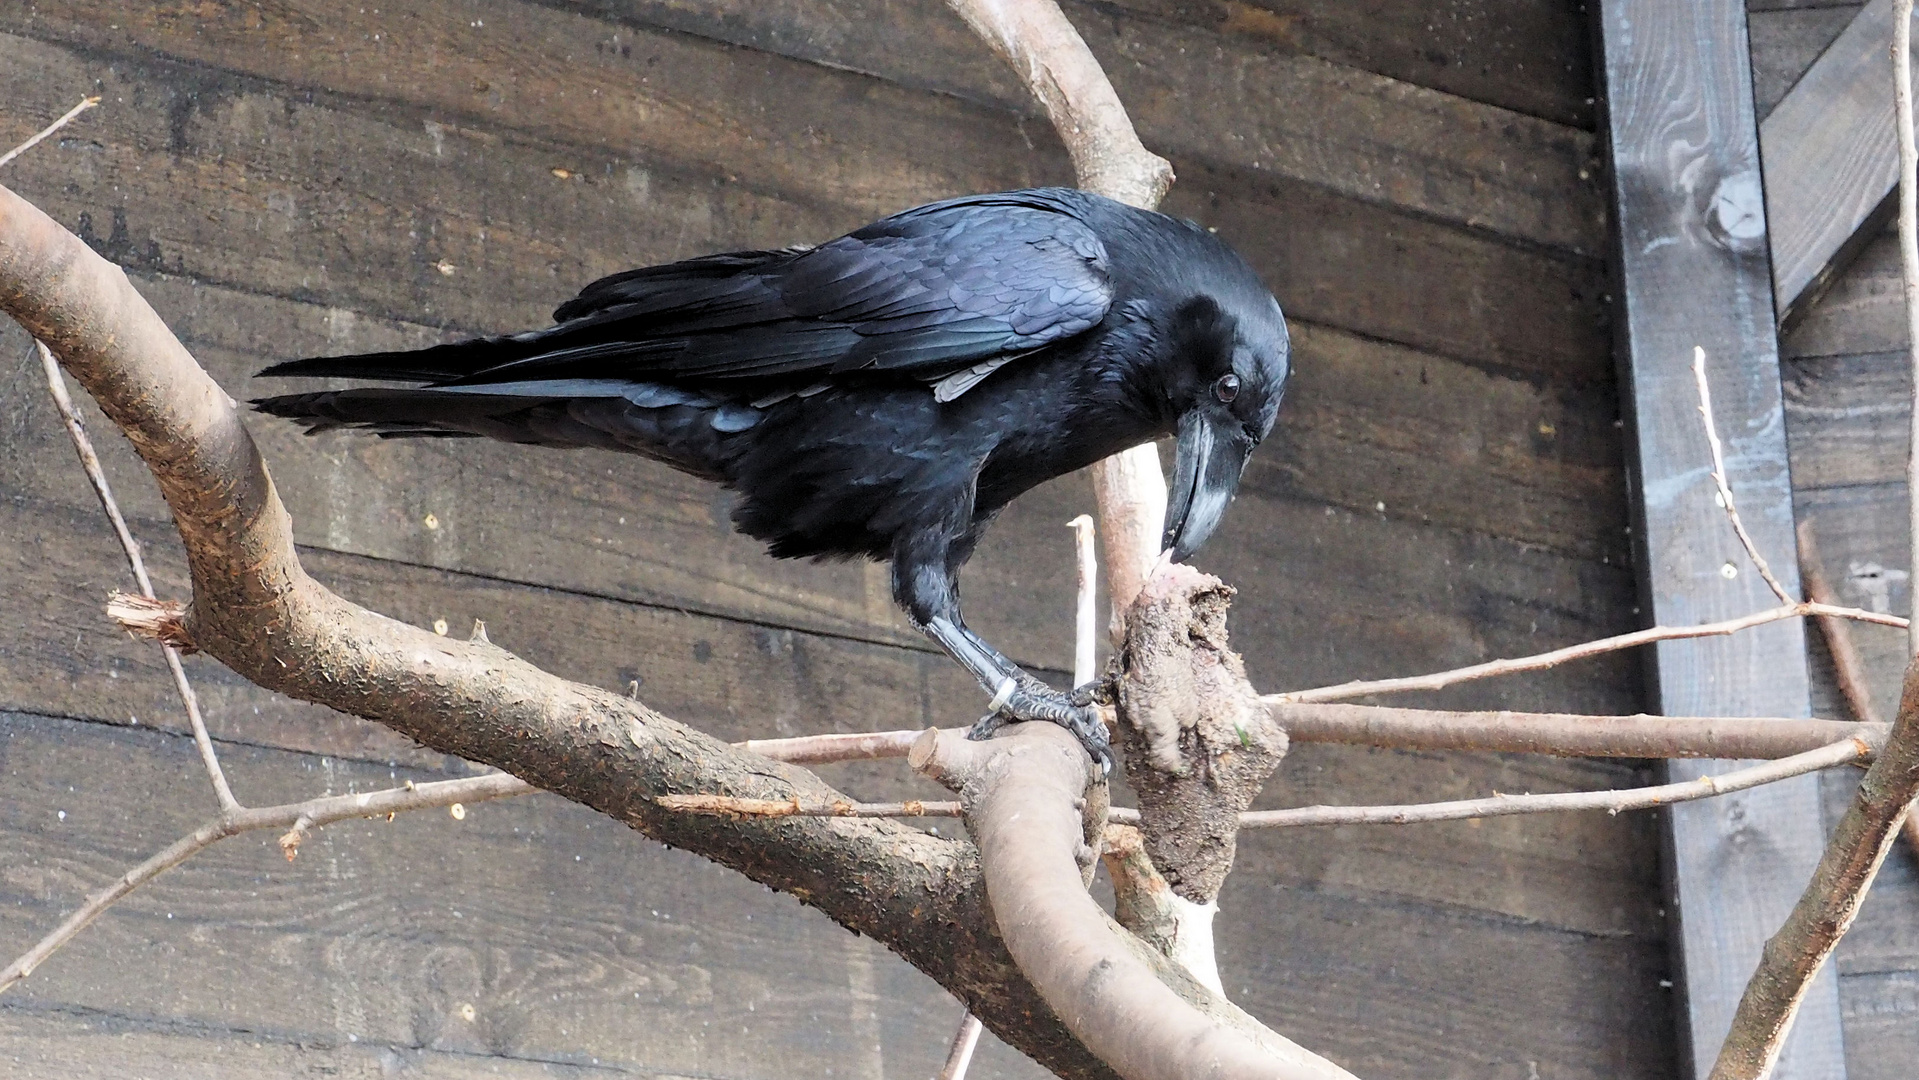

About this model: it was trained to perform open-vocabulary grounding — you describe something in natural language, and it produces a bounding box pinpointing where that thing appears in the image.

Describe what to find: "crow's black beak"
[1163,410,1251,560]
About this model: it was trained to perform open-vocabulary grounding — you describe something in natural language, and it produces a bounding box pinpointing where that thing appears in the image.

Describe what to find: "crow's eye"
[1214,373,1241,403]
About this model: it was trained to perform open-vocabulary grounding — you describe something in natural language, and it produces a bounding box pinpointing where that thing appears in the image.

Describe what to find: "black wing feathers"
[259,190,1113,392]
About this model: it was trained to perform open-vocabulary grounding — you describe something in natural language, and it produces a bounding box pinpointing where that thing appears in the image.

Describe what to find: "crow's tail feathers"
[250,386,510,437]
[254,330,558,384]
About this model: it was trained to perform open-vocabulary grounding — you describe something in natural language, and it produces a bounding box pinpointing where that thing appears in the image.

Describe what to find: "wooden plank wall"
[1750,1,1919,1076]
[0,3,1670,1077]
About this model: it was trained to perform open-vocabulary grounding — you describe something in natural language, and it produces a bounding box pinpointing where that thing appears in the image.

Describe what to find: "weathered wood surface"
[1783,226,1910,360]
[1748,3,1861,117]
[4,0,1603,254]
[0,0,1673,1075]
[0,708,1675,1080]
[569,0,1597,129]
[0,27,1617,574]
[1760,0,1913,321]
[1747,9,1919,1065]
[0,28,1610,383]
[1594,0,1846,1075]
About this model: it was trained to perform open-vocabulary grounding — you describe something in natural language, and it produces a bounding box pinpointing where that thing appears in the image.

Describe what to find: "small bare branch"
[1069,514,1097,684]
[1228,739,1871,829]
[657,794,961,818]
[673,731,1872,832]
[0,771,530,995]
[1090,446,1169,635]
[1798,520,1883,726]
[1710,659,1919,1079]
[736,729,924,764]
[41,341,237,811]
[1269,701,1878,761]
[939,1015,985,1080]
[1694,346,1793,603]
[0,96,100,170]
[721,705,1877,777]
[1277,601,1906,705]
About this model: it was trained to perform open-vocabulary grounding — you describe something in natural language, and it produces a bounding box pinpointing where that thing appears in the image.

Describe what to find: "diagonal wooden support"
[1763,0,1911,323]
[1593,1,1851,1076]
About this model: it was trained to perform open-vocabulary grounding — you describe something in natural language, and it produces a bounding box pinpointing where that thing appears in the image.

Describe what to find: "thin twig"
[39,341,238,812]
[1069,514,1097,686]
[1268,701,1880,761]
[1276,601,1906,705]
[0,771,531,995]
[1224,739,1870,828]
[1709,660,1919,1079]
[1899,0,1919,660]
[655,794,961,818]
[0,96,100,171]
[939,1014,985,1080]
[1798,519,1884,725]
[722,706,1879,771]
[674,738,1871,826]
[1695,346,1793,603]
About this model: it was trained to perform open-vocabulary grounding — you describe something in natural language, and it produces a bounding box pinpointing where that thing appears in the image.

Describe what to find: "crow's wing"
[440,190,1114,390]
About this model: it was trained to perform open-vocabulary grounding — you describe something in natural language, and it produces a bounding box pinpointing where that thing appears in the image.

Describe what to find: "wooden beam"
[1592,2,1850,1077]
[1762,0,1908,322]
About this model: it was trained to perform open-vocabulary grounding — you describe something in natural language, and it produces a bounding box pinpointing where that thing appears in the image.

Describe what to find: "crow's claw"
[963,678,1114,777]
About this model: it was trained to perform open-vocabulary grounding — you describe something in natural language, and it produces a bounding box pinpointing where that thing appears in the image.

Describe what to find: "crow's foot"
[965,675,1114,776]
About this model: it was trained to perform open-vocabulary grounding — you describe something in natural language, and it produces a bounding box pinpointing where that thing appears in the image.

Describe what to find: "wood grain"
[1219,868,1676,1079]
[1249,319,1627,564]
[0,708,1677,1079]
[1782,350,1911,489]
[1,0,1603,253]
[1594,0,1846,1073]
[1783,227,1911,359]
[0,28,1609,386]
[1748,3,1862,117]
[1761,0,1910,321]
[564,0,1597,128]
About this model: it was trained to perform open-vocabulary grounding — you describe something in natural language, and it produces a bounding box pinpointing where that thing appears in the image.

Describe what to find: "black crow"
[254,188,1290,771]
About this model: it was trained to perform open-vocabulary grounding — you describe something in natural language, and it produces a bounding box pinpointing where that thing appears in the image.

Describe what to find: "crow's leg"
[895,542,1112,773]
[922,617,1112,772]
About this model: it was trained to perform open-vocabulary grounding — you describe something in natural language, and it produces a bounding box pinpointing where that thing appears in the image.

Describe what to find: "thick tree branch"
[0,181,1123,1080]
[913,724,1357,1080]
[941,0,1172,212]
[1710,660,1919,1079]
[39,342,237,811]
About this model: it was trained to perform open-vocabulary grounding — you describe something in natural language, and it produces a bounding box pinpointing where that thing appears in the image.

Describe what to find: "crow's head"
[1155,285,1290,561]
